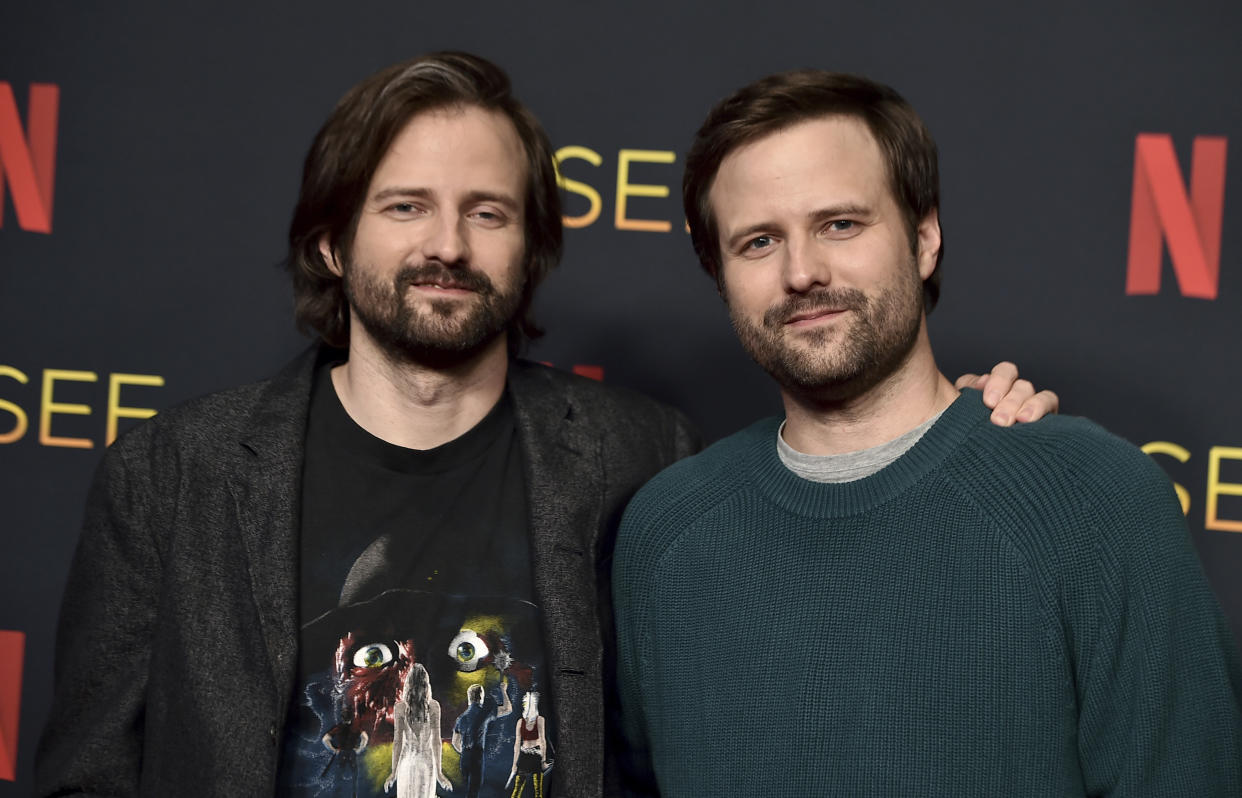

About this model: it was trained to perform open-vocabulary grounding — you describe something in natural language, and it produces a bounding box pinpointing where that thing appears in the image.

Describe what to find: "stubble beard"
[729,259,924,404]
[343,258,524,369]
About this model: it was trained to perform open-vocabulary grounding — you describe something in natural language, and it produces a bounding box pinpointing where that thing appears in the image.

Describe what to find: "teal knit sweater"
[614,391,1242,797]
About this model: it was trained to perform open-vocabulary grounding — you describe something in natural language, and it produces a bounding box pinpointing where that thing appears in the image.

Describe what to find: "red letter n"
[1126,133,1227,300]
[0,630,24,782]
[0,82,59,234]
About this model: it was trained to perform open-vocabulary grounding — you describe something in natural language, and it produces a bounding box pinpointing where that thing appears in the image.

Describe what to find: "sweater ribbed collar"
[741,389,991,519]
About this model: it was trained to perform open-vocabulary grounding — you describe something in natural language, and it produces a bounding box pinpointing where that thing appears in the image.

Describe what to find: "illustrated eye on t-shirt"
[276,361,556,798]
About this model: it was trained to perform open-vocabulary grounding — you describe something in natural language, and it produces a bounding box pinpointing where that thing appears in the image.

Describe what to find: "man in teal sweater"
[613,70,1242,796]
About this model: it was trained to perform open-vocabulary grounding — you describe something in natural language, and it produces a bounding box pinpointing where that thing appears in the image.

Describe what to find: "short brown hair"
[286,52,563,351]
[683,70,943,311]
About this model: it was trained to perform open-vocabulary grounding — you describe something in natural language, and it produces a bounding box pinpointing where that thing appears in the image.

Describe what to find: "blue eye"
[470,207,507,227]
[352,642,394,669]
[448,630,490,672]
[747,236,772,250]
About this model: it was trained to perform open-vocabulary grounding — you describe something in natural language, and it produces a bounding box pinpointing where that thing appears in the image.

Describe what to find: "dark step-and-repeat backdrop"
[2,1,1239,791]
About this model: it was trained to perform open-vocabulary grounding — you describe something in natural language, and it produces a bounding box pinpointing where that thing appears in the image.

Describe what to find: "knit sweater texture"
[614,390,1242,797]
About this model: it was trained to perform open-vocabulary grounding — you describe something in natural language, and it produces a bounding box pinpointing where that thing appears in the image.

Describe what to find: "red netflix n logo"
[0,630,24,782]
[1126,133,1228,300]
[0,82,59,235]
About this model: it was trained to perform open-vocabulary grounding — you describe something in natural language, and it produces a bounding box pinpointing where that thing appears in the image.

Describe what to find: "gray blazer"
[35,347,699,797]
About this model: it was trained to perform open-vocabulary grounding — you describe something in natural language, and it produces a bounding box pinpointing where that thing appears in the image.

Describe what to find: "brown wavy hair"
[683,70,943,312]
[285,52,563,352]
[400,662,431,723]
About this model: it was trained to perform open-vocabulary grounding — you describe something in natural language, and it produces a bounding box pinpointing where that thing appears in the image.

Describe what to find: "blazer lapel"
[509,362,607,794]
[227,348,318,709]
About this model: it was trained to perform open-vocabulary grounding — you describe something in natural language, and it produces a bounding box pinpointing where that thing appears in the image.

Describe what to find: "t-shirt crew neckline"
[777,409,944,484]
[317,362,514,475]
[746,389,990,519]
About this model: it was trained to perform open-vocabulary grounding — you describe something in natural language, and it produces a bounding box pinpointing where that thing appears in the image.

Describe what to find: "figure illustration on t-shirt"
[320,704,369,796]
[453,679,514,798]
[279,589,554,798]
[385,663,451,797]
[507,692,552,798]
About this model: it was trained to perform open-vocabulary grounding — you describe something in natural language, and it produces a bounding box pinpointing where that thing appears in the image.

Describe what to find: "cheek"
[721,269,775,317]
[836,238,906,285]
[476,236,527,285]
[353,220,414,264]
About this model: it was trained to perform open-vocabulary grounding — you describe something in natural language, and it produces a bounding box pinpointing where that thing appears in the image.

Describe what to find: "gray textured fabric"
[776,411,943,483]
[35,345,699,798]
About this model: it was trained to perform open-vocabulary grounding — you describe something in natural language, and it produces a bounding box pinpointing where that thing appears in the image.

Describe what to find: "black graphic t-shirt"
[276,362,555,798]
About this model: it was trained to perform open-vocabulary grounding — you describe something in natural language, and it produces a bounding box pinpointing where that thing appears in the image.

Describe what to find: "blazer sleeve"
[34,435,164,797]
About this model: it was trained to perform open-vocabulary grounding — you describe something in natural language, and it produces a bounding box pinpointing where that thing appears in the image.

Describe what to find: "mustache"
[763,287,867,328]
[395,262,494,294]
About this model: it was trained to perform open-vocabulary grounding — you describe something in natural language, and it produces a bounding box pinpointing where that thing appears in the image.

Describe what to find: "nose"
[782,235,831,294]
[421,213,470,265]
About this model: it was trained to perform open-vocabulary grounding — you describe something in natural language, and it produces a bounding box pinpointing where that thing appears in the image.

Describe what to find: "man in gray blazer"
[35,53,1051,797]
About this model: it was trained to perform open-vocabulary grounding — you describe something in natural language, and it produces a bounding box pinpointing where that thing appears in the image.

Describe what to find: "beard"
[729,259,924,403]
[343,258,524,368]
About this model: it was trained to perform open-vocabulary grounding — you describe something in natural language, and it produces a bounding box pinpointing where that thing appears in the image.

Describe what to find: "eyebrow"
[808,203,872,225]
[372,186,433,203]
[371,186,521,212]
[723,203,873,250]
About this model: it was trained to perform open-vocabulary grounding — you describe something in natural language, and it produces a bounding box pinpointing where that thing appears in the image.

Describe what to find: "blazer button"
[269,723,277,745]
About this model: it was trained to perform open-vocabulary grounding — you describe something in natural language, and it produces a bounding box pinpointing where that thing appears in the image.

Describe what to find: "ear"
[319,235,344,277]
[915,209,941,281]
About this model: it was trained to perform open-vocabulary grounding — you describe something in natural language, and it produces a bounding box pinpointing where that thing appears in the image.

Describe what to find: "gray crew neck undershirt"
[777,409,947,483]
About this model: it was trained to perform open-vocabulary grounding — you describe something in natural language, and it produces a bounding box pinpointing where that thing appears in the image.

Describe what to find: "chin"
[767,356,878,401]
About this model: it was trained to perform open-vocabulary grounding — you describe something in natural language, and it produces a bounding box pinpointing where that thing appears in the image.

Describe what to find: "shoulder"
[962,413,1172,503]
[107,349,314,462]
[118,381,264,448]
[92,350,315,501]
[639,417,771,498]
[950,412,1185,566]
[510,359,686,425]
[508,359,702,462]
[618,419,773,553]
[100,381,269,484]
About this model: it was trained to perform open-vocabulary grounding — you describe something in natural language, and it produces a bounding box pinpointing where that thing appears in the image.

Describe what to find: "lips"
[785,307,845,325]
[764,287,868,330]
[410,279,474,291]
[397,263,491,294]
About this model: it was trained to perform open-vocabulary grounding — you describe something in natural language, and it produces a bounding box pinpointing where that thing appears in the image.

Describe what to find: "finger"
[989,378,1035,426]
[981,362,1020,407]
[954,372,985,390]
[1015,390,1060,422]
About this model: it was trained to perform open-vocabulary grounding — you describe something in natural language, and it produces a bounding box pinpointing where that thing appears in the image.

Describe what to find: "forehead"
[708,115,890,224]
[369,104,527,195]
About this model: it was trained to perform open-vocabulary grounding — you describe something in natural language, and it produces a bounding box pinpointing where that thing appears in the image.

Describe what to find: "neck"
[779,323,958,456]
[331,325,509,450]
